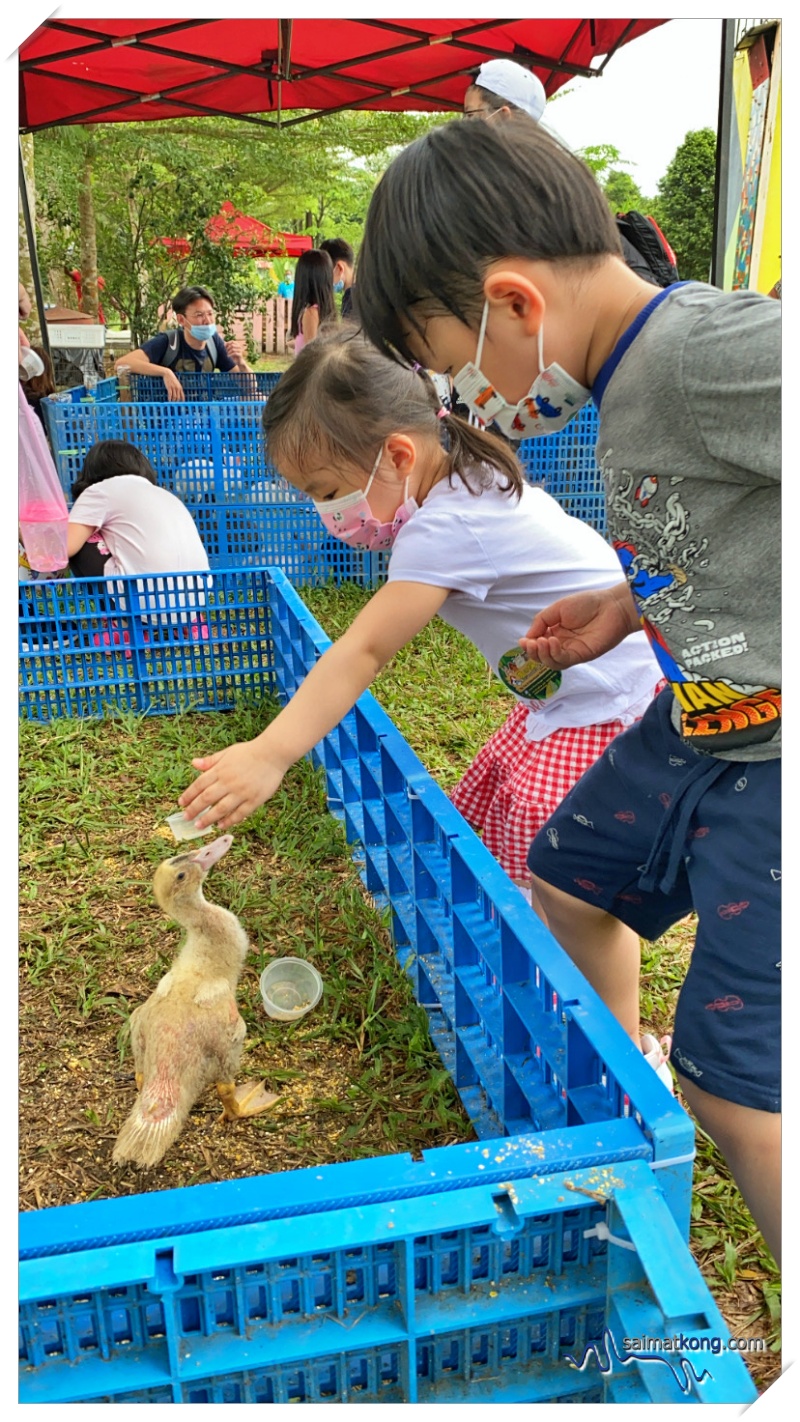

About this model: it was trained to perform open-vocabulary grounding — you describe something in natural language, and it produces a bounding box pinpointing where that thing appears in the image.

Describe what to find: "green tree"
[576,143,626,184]
[604,169,646,215]
[654,128,717,282]
[32,110,442,339]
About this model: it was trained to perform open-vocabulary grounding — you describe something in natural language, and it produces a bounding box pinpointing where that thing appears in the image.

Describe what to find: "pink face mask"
[312,446,418,551]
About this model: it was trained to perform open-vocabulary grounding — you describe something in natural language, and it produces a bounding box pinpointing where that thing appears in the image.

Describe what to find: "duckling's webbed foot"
[216,1080,279,1119]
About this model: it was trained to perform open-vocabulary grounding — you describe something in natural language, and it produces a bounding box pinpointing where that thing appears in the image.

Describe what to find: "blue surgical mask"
[334,280,345,294]
[189,323,217,341]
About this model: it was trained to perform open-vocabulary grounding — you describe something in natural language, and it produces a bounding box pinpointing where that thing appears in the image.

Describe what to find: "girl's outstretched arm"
[179,579,450,830]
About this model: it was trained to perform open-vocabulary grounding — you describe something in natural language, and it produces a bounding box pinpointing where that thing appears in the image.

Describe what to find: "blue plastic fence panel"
[128,370,283,402]
[18,1158,756,1404]
[41,385,606,582]
[265,570,694,1230]
[42,386,388,585]
[19,566,278,722]
[517,403,606,535]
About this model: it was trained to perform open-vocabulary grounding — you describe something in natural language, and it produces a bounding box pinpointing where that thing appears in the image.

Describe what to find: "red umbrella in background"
[159,203,313,261]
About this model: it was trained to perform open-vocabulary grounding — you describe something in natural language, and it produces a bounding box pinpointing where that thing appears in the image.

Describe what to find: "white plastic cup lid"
[165,811,213,842]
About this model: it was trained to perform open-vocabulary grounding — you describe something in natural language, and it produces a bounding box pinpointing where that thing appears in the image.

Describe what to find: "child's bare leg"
[678,1077,781,1266]
[530,877,641,1043]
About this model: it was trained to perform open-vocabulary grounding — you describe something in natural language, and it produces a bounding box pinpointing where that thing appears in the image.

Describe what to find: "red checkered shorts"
[450,696,661,883]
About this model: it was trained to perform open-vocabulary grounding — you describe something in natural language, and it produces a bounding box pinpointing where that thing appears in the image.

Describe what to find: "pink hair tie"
[437,407,448,419]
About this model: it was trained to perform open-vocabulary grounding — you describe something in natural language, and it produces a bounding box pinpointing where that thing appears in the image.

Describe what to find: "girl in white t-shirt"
[68,439,211,643]
[179,327,662,892]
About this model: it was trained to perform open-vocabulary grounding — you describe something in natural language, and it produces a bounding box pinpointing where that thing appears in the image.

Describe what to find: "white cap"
[474,59,546,122]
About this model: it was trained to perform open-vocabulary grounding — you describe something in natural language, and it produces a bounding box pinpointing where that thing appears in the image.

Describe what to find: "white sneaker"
[641,1033,674,1094]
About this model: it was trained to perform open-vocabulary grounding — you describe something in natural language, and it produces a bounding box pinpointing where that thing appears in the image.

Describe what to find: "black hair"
[356,115,623,363]
[172,285,215,316]
[263,324,523,499]
[290,249,337,338]
[319,237,355,268]
[24,346,55,399]
[72,439,158,500]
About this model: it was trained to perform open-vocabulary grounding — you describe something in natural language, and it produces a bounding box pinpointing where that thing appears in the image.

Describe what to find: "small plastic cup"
[260,958,323,1022]
[165,810,213,842]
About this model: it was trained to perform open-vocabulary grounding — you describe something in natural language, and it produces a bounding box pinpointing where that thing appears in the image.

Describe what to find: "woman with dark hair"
[290,249,336,354]
[67,439,209,580]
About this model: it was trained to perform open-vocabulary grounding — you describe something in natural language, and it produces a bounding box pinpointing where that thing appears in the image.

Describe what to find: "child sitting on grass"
[68,439,211,642]
[68,439,209,578]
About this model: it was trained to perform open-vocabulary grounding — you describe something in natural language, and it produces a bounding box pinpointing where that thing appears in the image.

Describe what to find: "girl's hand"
[178,741,287,830]
[519,585,640,669]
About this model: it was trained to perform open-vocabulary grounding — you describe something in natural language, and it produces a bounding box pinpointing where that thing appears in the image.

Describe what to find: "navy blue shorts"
[527,688,781,1113]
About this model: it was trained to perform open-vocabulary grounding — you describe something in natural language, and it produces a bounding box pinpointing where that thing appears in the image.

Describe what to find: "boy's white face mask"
[452,301,591,438]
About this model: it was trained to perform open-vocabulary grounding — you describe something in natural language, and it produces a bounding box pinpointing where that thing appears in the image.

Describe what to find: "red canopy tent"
[19,18,668,131]
[160,203,312,261]
[18,18,669,353]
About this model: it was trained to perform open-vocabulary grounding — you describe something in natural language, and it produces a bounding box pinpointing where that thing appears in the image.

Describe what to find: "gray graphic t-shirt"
[594,282,780,762]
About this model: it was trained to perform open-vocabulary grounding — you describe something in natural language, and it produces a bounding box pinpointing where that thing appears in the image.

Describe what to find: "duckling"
[113,834,277,1168]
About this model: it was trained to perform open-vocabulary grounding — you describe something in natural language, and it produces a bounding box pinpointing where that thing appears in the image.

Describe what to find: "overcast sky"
[543,18,724,198]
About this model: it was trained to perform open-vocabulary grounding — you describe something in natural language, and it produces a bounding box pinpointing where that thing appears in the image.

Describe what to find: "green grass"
[19,704,473,1207]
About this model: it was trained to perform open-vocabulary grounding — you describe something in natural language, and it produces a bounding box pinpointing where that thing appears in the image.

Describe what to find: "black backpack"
[616,211,679,288]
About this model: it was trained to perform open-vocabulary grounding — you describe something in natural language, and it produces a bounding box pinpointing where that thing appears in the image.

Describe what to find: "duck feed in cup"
[260,958,323,1021]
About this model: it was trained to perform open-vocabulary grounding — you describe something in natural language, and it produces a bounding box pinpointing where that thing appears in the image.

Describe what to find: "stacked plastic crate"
[42,375,607,582]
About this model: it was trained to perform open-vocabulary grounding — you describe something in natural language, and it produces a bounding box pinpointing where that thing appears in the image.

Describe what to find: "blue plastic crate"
[517,404,606,535]
[41,384,605,579]
[18,566,756,1403]
[128,370,283,401]
[19,1156,754,1405]
[41,388,387,585]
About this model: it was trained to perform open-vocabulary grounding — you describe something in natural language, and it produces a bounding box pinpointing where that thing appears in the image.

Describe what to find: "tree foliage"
[32,110,443,342]
[604,169,647,216]
[653,128,717,282]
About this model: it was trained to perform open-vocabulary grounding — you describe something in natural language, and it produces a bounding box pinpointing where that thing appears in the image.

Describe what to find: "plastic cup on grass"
[260,958,323,1021]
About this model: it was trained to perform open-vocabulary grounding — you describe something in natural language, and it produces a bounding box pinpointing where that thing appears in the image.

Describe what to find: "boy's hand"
[224,337,246,363]
[163,369,185,401]
[178,742,286,830]
[520,586,640,669]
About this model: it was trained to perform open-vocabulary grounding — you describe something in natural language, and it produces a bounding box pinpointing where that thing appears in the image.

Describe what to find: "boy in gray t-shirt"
[353,116,782,1268]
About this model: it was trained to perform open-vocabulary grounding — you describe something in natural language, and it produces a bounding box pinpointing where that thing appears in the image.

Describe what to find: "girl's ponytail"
[264,324,524,502]
[440,411,524,498]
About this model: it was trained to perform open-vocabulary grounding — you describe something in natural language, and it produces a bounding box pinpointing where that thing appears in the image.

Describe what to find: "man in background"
[320,238,356,319]
[119,285,251,400]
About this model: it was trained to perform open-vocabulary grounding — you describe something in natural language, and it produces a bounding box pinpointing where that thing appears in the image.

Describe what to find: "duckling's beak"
[188,834,233,872]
